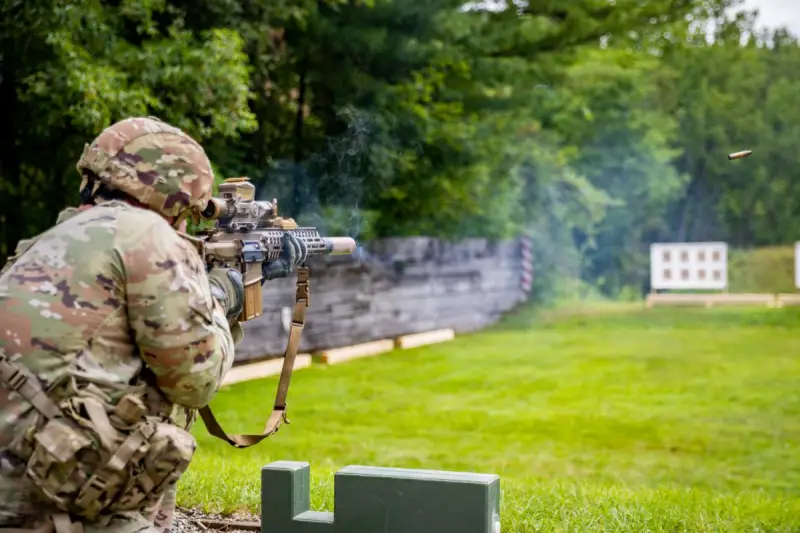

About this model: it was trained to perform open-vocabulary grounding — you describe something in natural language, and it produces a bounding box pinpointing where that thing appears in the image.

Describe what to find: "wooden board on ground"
[646,293,776,308]
[221,354,312,387]
[775,293,800,307]
[395,329,455,349]
[315,339,395,365]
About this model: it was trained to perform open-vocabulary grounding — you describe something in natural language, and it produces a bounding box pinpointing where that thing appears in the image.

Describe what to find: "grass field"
[178,303,800,532]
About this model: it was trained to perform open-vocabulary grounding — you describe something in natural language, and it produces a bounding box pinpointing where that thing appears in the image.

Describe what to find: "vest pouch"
[26,417,97,509]
[112,421,197,512]
[22,390,197,522]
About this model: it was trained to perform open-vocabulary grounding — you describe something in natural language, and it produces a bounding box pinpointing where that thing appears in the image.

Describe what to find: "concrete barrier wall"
[235,237,525,362]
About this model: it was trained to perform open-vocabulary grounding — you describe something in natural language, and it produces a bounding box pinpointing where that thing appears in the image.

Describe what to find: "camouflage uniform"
[0,118,239,533]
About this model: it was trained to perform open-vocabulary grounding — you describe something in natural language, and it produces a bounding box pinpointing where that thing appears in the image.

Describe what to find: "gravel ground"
[172,508,260,533]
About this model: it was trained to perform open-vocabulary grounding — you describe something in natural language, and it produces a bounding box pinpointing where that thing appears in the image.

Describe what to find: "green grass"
[178,303,800,532]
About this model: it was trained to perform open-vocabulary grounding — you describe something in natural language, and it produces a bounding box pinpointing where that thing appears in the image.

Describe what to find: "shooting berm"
[1,3,799,532]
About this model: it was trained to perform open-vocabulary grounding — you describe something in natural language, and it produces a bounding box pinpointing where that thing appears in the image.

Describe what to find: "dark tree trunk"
[291,59,307,218]
[0,68,23,265]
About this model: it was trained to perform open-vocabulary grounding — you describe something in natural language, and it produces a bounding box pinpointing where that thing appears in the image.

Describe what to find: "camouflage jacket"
[0,201,236,523]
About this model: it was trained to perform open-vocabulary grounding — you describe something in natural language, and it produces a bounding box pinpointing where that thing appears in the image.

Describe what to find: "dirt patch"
[173,509,260,533]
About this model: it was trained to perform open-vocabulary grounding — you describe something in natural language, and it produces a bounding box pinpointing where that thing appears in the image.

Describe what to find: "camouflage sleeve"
[0,237,38,277]
[2,208,81,276]
[117,212,236,409]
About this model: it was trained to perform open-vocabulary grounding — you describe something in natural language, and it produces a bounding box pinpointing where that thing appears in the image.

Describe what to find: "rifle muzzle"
[324,237,357,255]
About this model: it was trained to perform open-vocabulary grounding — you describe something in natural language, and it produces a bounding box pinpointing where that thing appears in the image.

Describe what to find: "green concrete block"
[261,461,333,533]
[261,461,500,533]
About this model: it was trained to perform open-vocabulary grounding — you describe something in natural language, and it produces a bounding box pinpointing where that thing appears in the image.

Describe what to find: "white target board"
[650,242,728,290]
[795,242,800,289]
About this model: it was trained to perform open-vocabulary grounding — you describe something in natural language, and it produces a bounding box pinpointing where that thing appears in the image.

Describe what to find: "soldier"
[0,117,306,533]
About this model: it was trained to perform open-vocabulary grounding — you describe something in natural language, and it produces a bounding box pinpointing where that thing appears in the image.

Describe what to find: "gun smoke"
[253,105,404,267]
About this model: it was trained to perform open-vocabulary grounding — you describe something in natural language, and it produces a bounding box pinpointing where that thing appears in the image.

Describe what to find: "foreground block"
[262,461,501,533]
[395,329,455,349]
[314,340,395,365]
[222,355,312,387]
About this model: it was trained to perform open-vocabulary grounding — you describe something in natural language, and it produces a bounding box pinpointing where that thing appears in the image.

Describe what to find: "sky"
[462,0,800,36]
[741,0,800,35]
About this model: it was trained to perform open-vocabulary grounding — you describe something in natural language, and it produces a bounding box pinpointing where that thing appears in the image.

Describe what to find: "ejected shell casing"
[728,150,752,160]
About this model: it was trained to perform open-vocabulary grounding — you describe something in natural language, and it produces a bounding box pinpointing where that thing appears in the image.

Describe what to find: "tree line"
[1,0,798,299]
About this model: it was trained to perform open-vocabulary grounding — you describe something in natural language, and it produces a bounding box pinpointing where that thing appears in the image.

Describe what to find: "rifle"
[192,176,356,448]
[194,176,356,321]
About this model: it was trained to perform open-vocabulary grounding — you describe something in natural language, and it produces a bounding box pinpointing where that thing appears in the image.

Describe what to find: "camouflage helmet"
[76,116,214,219]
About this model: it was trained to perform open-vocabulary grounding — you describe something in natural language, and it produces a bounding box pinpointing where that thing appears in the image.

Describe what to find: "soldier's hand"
[227,317,244,345]
[262,232,307,283]
[207,267,245,319]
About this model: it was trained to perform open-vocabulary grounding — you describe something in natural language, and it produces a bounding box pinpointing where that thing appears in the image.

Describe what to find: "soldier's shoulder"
[110,201,170,227]
[55,201,161,230]
[110,203,185,246]
[111,205,202,265]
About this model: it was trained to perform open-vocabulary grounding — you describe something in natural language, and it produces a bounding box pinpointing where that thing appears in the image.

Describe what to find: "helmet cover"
[76,116,214,218]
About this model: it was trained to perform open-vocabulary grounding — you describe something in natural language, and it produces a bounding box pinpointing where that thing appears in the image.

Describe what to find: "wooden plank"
[221,354,312,386]
[710,294,776,307]
[195,518,261,531]
[776,293,800,307]
[646,293,775,308]
[395,329,455,349]
[367,290,521,314]
[314,339,395,365]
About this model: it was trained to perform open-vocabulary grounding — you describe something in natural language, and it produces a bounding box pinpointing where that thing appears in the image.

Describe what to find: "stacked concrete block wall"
[235,237,525,362]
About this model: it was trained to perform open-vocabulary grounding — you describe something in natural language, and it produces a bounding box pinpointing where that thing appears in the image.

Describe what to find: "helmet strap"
[79,175,104,205]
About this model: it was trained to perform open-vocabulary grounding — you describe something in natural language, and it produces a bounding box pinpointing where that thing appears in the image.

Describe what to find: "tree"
[0,0,256,261]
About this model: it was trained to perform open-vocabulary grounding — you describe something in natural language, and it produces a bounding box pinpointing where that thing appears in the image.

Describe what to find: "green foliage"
[180,305,800,530]
[2,0,800,297]
[544,48,688,296]
[0,0,256,260]
[658,10,800,249]
[728,246,797,293]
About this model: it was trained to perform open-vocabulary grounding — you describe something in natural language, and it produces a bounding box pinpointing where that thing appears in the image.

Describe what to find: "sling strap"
[198,266,310,448]
[0,355,61,420]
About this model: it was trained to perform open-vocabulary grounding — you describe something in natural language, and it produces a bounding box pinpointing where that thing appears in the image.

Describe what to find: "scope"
[198,177,280,232]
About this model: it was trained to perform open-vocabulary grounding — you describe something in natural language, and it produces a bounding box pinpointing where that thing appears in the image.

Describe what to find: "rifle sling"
[198,266,310,448]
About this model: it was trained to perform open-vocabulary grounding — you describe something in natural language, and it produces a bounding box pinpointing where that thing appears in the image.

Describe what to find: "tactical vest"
[0,209,196,533]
